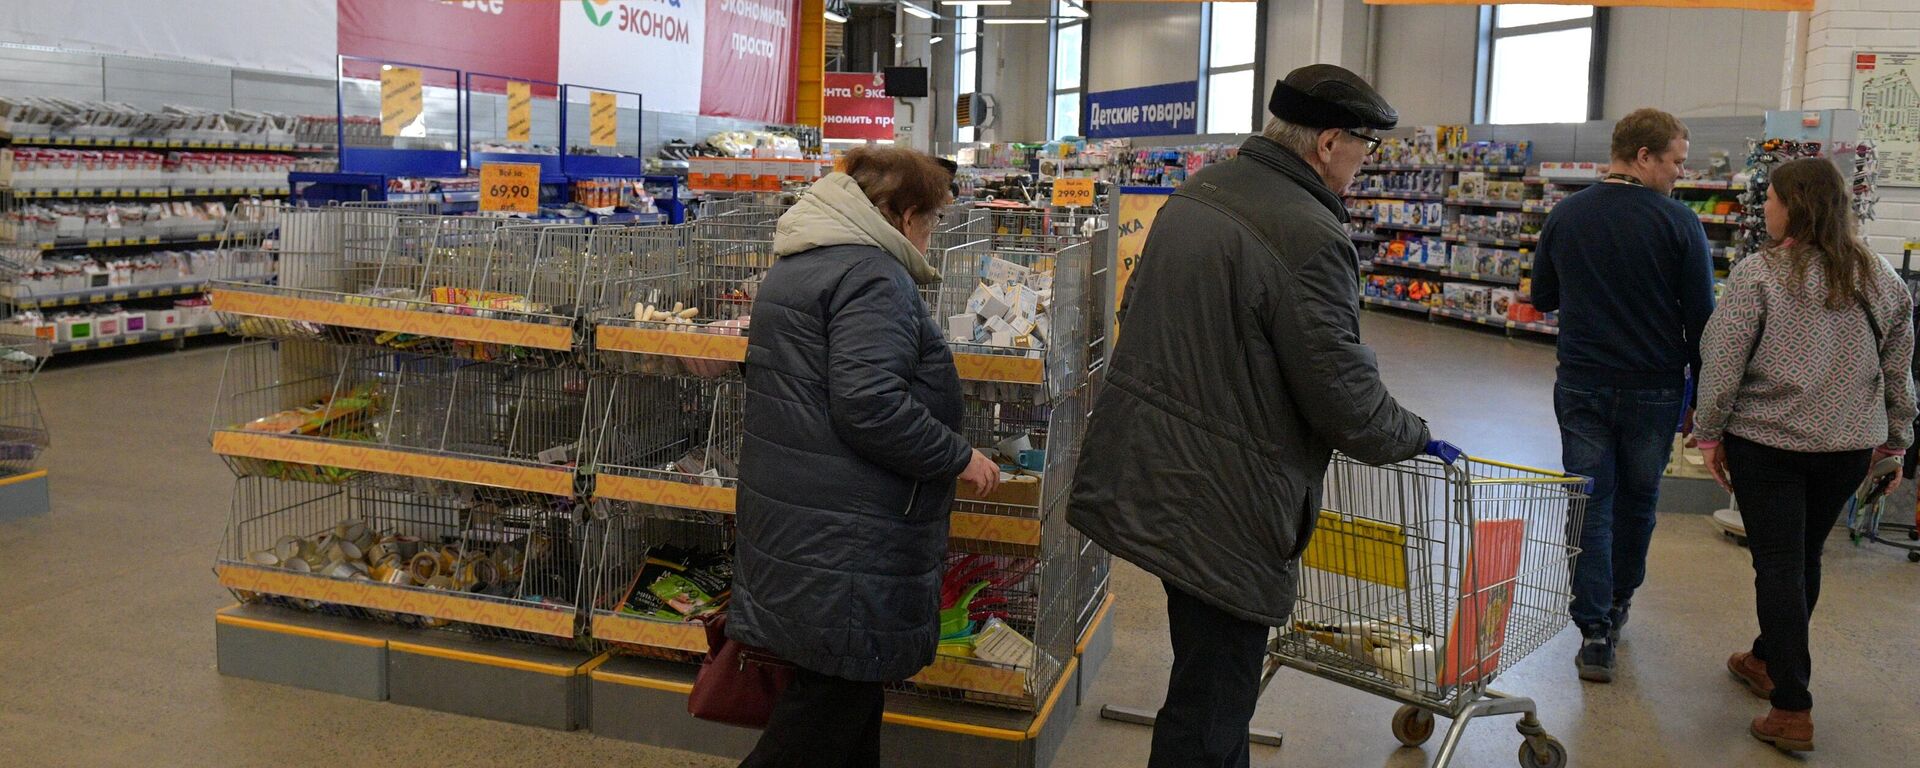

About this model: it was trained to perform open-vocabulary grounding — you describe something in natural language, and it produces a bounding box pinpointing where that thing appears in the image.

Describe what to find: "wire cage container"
[586,374,742,513]
[209,341,588,493]
[0,330,50,477]
[1270,454,1587,715]
[588,218,776,376]
[930,231,1094,399]
[213,210,594,365]
[887,548,1076,710]
[216,474,595,645]
[585,503,734,662]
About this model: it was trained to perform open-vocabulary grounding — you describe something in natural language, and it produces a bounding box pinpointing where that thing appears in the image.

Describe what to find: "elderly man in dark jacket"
[1068,65,1449,768]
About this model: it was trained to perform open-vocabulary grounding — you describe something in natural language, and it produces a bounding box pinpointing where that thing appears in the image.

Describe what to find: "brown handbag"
[688,612,794,729]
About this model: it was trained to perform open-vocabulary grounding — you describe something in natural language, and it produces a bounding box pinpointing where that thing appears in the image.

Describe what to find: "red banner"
[823,72,894,141]
[339,0,559,85]
[700,0,801,122]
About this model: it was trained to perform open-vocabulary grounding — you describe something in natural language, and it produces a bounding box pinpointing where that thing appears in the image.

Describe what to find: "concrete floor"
[3,314,1918,767]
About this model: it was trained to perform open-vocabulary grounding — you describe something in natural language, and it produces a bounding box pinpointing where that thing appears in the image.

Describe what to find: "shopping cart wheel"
[1391,705,1435,747]
[1907,551,1920,563]
[1518,735,1568,768]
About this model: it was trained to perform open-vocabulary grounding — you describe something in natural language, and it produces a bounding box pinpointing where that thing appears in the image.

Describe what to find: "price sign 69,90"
[480,162,541,214]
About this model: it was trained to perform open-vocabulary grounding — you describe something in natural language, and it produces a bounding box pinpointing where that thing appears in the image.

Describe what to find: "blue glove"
[1424,440,1463,465]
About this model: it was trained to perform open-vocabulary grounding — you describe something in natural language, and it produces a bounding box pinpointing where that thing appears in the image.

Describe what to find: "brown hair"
[841,146,953,228]
[1611,108,1690,163]
[1769,157,1878,311]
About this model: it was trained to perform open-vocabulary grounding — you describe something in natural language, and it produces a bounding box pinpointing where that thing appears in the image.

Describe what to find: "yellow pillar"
[797,0,826,145]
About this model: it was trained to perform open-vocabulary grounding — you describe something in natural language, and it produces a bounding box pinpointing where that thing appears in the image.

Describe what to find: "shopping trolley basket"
[1100,451,1589,768]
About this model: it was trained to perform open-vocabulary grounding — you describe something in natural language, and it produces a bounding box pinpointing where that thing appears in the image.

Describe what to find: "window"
[1479,5,1600,125]
[1049,1,1085,140]
[956,6,981,143]
[1202,2,1258,135]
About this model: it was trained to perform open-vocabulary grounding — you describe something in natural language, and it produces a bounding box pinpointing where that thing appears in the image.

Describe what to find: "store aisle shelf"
[216,564,577,639]
[51,322,228,353]
[13,231,242,252]
[1,134,332,152]
[1361,295,1432,314]
[1365,163,1530,174]
[1443,234,1539,248]
[1374,223,1444,235]
[1444,197,1532,210]
[1368,259,1446,276]
[1350,191,1445,202]
[8,274,272,310]
[1509,200,1742,226]
[211,288,575,352]
[593,322,1047,385]
[590,476,1043,549]
[1430,306,1560,337]
[210,431,577,497]
[3,186,291,200]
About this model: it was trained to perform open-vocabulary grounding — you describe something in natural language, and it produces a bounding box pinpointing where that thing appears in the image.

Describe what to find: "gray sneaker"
[1608,601,1631,644]
[1576,634,1615,683]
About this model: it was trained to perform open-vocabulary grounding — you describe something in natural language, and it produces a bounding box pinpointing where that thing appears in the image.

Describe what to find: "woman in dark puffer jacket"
[730,147,1000,767]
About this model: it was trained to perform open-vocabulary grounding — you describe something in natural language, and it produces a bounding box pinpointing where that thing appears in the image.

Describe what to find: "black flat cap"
[1268,64,1397,130]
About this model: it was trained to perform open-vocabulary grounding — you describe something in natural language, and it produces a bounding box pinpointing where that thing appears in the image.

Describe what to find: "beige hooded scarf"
[771,172,942,285]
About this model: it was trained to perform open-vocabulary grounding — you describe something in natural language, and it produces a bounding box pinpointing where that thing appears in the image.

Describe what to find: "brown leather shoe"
[1751,708,1814,752]
[1727,651,1773,699]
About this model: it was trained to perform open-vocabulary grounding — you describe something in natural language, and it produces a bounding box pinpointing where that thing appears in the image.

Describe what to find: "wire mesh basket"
[929,233,1094,398]
[213,209,592,365]
[216,475,593,645]
[209,341,586,495]
[588,219,771,376]
[887,550,1076,710]
[587,374,741,514]
[0,331,49,476]
[585,505,734,662]
[1271,454,1588,713]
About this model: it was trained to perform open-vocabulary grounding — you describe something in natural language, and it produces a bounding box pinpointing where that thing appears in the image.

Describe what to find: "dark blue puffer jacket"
[728,242,972,682]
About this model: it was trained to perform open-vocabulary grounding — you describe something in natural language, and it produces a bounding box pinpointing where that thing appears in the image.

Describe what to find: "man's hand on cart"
[1423,440,1464,465]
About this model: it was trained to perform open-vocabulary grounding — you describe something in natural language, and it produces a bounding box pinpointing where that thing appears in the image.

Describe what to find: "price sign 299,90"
[480,162,541,214]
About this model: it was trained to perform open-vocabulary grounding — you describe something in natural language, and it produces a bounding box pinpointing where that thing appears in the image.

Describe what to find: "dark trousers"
[1724,434,1869,712]
[1149,580,1271,768]
[739,667,884,768]
[1555,382,1684,633]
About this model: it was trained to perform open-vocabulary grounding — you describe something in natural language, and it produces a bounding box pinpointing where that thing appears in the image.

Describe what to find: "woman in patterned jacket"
[1693,157,1917,753]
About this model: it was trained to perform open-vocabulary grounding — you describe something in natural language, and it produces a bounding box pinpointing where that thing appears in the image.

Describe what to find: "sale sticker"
[590,90,618,148]
[1052,177,1096,208]
[480,162,540,214]
[506,81,532,143]
[380,66,424,137]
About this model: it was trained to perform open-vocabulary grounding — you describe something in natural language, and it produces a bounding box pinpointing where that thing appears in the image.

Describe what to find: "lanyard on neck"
[1603,172,1645,187]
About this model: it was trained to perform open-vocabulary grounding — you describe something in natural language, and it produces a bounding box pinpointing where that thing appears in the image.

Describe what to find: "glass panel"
[960,126,976,143]
[1205,69,1255,135]
[1489,28,1592,124]
[1053,93,1081,140]
[959,6,979,48]
[1495,4,1593,29]
[1208,2,1258,69]
[959,51,977,95]
[1054,22,1083,91]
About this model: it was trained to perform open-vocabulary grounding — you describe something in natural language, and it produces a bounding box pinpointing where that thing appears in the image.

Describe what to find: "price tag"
[480,162,541,214]
[1052,177,1096,208]
[590,91,618,148]
[380,66,424,137]
[1907,241,1920,253]
[506,81,532,143]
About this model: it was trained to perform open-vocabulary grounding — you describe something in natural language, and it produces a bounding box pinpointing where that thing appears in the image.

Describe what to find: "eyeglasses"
[1345,130,1382,156]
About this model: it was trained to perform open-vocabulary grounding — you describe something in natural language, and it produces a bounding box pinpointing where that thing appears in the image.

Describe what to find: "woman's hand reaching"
[959,449,1001,496]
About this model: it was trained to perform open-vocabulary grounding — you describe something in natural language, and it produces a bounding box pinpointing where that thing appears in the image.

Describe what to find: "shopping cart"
[1100,451,1588,768]
[1845,455,1920,562]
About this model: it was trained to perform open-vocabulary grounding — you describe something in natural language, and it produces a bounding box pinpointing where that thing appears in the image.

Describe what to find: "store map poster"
[1438,517,1525,687]
[1853,52,1920,188]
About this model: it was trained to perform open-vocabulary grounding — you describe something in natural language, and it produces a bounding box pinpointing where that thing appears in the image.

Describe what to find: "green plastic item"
[939,580,991,638]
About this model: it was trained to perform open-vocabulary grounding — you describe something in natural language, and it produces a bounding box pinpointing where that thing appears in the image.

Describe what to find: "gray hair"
[1262,117,1324,160]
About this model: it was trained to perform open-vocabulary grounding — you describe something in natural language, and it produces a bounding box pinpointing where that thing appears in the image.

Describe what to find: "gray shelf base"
[215,603,393,701]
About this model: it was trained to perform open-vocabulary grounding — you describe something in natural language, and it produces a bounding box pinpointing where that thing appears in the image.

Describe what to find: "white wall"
[980,6,1052,142]
[1374,5,1478,125]
[1605,8,1787,119]
[1085,2,1202,95]
[1786,0,1920,264]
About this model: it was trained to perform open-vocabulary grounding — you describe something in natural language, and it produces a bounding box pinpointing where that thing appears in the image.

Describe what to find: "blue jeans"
[1555,382,1684,635]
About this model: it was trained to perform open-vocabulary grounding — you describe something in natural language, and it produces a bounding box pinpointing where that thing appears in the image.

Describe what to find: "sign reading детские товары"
[1084,81,1199,139]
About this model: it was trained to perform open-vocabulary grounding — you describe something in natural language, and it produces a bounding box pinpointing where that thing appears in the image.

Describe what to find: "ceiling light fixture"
[930,35,945,44]
[982,17,1047,24]
[824,9,847,22]
[939,1,1012,6]
[900,1,938,19]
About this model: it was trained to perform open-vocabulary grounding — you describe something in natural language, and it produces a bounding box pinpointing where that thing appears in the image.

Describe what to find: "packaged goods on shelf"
[1452,173,1532,203]
[1363,275,1440,304]
[1374,201,1448,229]
[1377,237,1450,268]
[6,297,221,343]
[615,545,733,622]
[1488,288,1518,317]
[1447,244,1531,279]
[1537,162,1604,182]
[4,248,272,296]
[1441,283,1492,316]
[1354,169,1446,196]
[2,199,279,246]
[949,256,1052,353]
[1447,212,1540,241]
[0,97,338,149]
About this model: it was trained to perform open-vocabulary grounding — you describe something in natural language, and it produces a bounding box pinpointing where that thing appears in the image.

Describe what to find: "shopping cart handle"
[1423,440,1464,465]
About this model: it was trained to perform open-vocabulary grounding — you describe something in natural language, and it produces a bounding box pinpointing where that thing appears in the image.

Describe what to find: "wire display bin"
[1269,453,1588,768]
[208,340,594,644]
[211,208,591,365]
[0,330,50,477]
[588,218,775,376]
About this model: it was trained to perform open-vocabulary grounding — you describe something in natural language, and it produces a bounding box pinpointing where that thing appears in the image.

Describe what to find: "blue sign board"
[1084,81,1200,139]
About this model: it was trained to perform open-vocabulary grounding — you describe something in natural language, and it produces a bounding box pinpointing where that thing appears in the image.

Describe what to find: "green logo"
[582,0,614,26]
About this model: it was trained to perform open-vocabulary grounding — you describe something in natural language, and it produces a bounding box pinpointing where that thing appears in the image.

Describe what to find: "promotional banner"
[506,81,532,142]
[561,0,707,116]
[701,0,801,122]
[339,0,559,84]
[0,0,336,76]
[1084,81,1200,139]
[1112,187,1173,337]
[823,73,894,141]
[1363,0,1810,9]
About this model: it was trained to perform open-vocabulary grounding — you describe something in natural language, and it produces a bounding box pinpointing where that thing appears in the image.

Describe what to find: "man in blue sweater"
[1532,108,1716,684]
